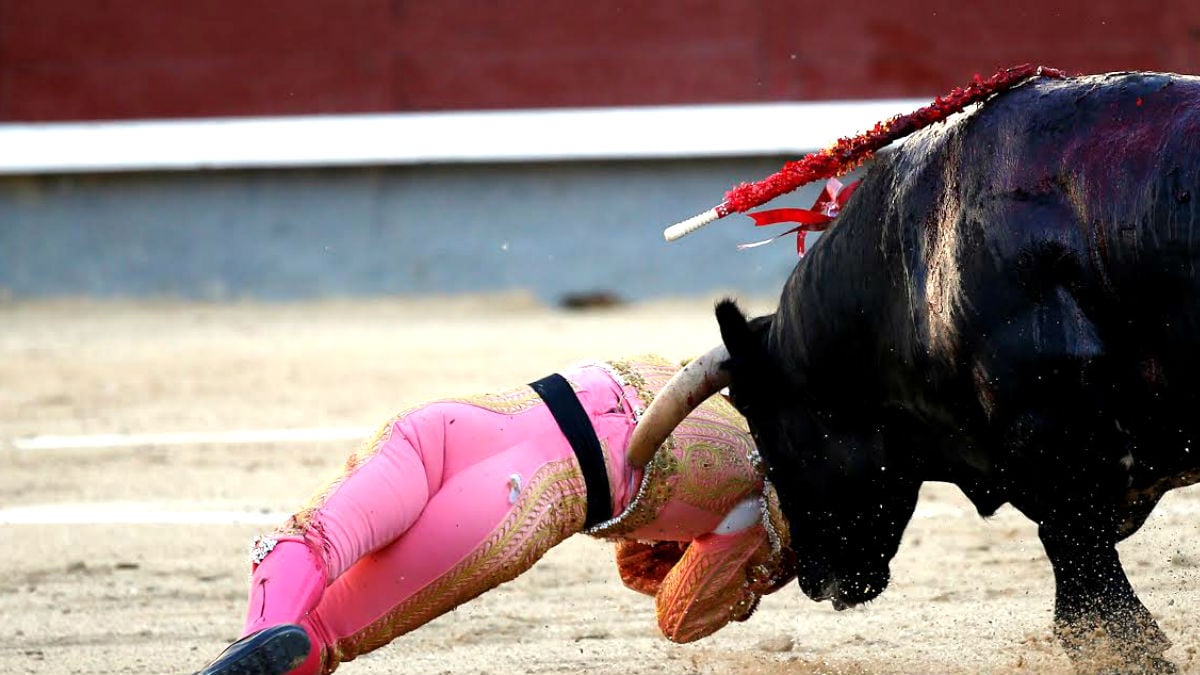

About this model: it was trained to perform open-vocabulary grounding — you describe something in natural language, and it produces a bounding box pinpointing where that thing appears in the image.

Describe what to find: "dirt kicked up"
[2,296,1198,675]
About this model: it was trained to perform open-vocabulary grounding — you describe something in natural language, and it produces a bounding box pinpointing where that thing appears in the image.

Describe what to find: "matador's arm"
[653,523,793,643]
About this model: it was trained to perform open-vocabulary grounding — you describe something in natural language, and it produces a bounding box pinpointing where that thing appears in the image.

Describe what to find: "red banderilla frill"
[662,64,1066,244]
[736,178,860,255]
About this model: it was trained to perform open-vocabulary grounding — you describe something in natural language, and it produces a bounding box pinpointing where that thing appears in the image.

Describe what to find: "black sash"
[528,373,612,529]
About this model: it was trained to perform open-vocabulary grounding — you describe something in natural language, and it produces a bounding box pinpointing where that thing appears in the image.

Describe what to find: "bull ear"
[716,299,753,360]
[716,299,778,405]
[716,299,772,366]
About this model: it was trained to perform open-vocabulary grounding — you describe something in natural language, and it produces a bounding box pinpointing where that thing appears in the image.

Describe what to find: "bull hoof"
[1138,655,1179,675]
[1086,654,1177,675]
[1062,646,1177,675]
[1055,615,1175,675]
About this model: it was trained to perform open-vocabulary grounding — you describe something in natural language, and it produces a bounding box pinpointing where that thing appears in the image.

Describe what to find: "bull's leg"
[978,288,1175,672]
[1038,521,1174,674]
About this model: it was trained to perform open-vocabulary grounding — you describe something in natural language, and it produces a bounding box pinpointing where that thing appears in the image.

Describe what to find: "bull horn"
[626,344,733,468]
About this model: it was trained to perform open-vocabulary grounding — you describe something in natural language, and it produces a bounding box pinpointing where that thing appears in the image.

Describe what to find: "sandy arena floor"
[2,295,1198,675]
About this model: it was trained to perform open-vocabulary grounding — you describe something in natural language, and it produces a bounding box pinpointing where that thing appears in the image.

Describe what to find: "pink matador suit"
[229,355,793,674]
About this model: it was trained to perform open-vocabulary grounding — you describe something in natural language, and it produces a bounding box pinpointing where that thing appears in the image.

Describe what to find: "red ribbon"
[738,178,860,255]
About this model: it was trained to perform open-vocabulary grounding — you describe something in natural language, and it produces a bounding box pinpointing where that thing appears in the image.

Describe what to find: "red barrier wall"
[2,0,1197,122]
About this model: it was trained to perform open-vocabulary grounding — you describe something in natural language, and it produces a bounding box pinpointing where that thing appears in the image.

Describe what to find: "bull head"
[628,299,921,611]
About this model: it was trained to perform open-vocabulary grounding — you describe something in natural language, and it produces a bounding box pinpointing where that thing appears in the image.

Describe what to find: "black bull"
[717,72,1200,672]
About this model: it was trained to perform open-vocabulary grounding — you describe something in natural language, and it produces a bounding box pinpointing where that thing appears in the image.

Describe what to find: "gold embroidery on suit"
[654,526,764,643]
[326,458,587,670]
[587,358,760,538]
[276,412,403,540]
[275,385,555,539]
[444,384,547,415]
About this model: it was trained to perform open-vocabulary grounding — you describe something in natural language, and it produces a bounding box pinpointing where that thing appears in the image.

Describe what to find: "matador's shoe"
[192,624,310,675]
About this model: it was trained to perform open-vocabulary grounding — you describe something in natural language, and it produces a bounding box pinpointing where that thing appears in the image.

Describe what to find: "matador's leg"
[242,403,454,639]
[294,440,590,673]
[237,372,636,675]
[252,387,621,674]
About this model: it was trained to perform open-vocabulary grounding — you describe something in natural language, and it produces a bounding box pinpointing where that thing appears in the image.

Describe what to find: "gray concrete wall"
[0,158,836,303]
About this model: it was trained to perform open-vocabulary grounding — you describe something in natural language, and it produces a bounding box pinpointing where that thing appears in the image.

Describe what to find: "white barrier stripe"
[11,426,375,451]
[0,503,291,525]
[3,500,1199,526]
[0,99,931,175]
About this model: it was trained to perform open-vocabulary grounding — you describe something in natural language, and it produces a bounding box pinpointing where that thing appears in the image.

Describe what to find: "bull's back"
[963,74,1200,367]
[783,72,1200,428]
